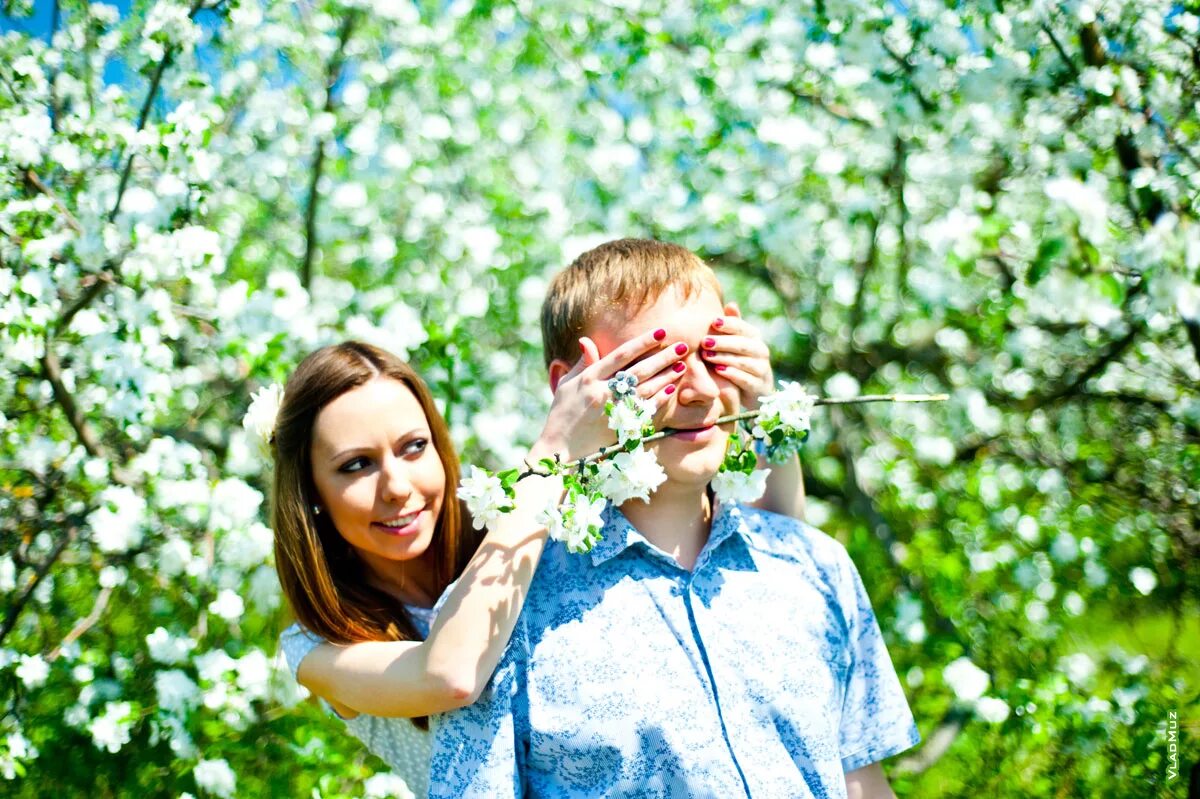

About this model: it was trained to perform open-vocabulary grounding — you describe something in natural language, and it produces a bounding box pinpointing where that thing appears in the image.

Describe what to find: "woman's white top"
[279,603,438,798]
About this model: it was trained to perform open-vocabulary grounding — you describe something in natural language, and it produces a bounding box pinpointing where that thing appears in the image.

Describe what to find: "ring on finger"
[607,370,639,399]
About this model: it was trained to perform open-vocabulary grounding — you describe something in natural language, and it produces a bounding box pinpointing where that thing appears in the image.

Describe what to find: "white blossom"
[241,384,284,449]
[15,654,49,689]
[88,701,134,753]
[1059,652,1097,687]
[208,590,245,622]
[753,381,817,438]
[0,556,14,592]
[193,758,237,799]
[607,396,656,446]
[88,486,147,554]
[458,466,511,530]
[154,670,201,715]
[943,657,990,702]
[711,469,770,504]
[540,493,607,554]
[595,447,667,504]
[363,773,417,799]
[1128,566,1157,596]
[975,696,1010,723]
[218,522,274,570]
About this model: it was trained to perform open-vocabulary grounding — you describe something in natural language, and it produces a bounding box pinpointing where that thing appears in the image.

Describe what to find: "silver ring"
[607,371,639,399]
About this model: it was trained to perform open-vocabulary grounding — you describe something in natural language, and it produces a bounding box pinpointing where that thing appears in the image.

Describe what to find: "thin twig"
[24,169,82,233]
[546,393,950,472]
[48,586,112,661]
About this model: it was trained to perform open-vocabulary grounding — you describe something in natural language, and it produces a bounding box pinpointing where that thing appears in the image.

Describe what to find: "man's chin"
[656,441,726,489]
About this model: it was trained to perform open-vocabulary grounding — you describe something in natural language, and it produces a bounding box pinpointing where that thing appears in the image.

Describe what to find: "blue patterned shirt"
[429,501,919,799]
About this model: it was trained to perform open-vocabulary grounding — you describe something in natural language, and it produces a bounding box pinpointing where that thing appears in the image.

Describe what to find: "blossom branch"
[537,393,950,474]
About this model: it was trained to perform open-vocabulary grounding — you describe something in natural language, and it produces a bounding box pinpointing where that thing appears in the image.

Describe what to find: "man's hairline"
[545,280,725,367]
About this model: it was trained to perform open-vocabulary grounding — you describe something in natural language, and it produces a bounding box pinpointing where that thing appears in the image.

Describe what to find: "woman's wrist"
[528,436,570,466]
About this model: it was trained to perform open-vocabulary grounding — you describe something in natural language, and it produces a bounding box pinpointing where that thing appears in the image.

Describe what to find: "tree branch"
[24,168,81,233]
[1038,324,1139,406]
[48,586,112,661]
[301,12,357,290]
[1186,319,1200,371]
[894,707,970,774]
[39,343,104,459]
[778,82,875,128]
[0,526,75,648]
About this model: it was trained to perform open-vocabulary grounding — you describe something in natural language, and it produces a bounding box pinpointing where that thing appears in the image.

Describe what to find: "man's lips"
[669,424,717,442]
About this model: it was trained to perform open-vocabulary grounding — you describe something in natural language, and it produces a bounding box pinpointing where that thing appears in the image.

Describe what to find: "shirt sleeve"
[426,623,526,798]
[278,623,323,681]
[834,552,921,773]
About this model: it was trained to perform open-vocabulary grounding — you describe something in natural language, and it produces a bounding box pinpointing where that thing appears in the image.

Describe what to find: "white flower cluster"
[539,492,608,555]
[607,395,657,446]
[140,1,202,63]
[750,381,818,463]
[241,384,284,453]
[942,656,1009,722]
[457,466,514,530]
[595,447,667,504]
[711,469,770,504]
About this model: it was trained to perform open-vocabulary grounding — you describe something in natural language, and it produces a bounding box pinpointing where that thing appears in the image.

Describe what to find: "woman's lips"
[372,510,423,537]
[671,425,716,442]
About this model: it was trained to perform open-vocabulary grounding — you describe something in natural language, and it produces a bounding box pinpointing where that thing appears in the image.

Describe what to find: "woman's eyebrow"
[326,428,429,463]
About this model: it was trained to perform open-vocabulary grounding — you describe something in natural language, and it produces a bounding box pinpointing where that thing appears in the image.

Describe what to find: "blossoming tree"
[1,0,1196,797]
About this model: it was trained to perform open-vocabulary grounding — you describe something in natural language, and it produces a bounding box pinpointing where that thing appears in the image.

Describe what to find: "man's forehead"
[587,286,723,352]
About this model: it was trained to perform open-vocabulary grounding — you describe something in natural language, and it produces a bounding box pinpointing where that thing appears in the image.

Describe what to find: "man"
[430,239,919,798]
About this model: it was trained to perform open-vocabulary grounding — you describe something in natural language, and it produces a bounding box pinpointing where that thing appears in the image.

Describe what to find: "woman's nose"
[379,455,413,504]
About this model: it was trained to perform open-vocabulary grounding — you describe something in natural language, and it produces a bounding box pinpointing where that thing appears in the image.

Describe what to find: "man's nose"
[675,351,721,403]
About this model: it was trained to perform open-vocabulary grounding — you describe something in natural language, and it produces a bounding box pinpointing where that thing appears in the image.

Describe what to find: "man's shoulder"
[733,504,853,573]
[522,540,607,616]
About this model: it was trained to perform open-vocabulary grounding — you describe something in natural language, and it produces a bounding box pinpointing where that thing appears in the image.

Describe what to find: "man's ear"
[548,337,599,393]
[548,359,572,394]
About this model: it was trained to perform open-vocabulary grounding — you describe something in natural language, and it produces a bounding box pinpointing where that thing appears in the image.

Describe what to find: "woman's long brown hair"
[270,342,478,728]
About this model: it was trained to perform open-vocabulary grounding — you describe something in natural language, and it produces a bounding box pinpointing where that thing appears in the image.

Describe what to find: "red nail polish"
[715,364,727,371]
[714,317,725,328]
[653,328,667,341]
[674,343,687,355]
[672,362,686,373]
[664,384,676,395]
[703,349,716,358]
[703,337,716,348]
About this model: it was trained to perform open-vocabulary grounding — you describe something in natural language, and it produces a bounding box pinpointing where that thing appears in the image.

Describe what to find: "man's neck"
[619,481,713,571]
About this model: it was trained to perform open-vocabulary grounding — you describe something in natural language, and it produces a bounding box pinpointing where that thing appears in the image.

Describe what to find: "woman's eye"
[404,438,429,456]
[338,457,369,473]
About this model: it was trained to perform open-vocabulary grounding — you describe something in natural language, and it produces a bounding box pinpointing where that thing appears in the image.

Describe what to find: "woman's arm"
[297,468,562,718]
[700,303,806,521]
[755,452,805,521]
[295,327,689,717]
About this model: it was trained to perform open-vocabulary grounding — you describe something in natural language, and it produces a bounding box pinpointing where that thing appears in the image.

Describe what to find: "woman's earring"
[311,504,321,516]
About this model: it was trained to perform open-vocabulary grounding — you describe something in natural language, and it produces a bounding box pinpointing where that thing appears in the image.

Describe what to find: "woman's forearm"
[419,455,564,704]
[299,449,563,717]
[753,452,806,521]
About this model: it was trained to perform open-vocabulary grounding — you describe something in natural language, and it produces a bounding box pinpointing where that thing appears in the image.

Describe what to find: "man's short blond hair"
[540,238,724,367]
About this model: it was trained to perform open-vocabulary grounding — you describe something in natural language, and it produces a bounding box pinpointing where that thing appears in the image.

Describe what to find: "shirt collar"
[588,497,750,569]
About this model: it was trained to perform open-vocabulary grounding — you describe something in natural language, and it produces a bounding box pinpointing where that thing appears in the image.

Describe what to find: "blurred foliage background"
[0,0,1197,796]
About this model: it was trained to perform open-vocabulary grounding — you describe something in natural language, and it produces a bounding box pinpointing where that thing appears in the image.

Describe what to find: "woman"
[272,326,803,795]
